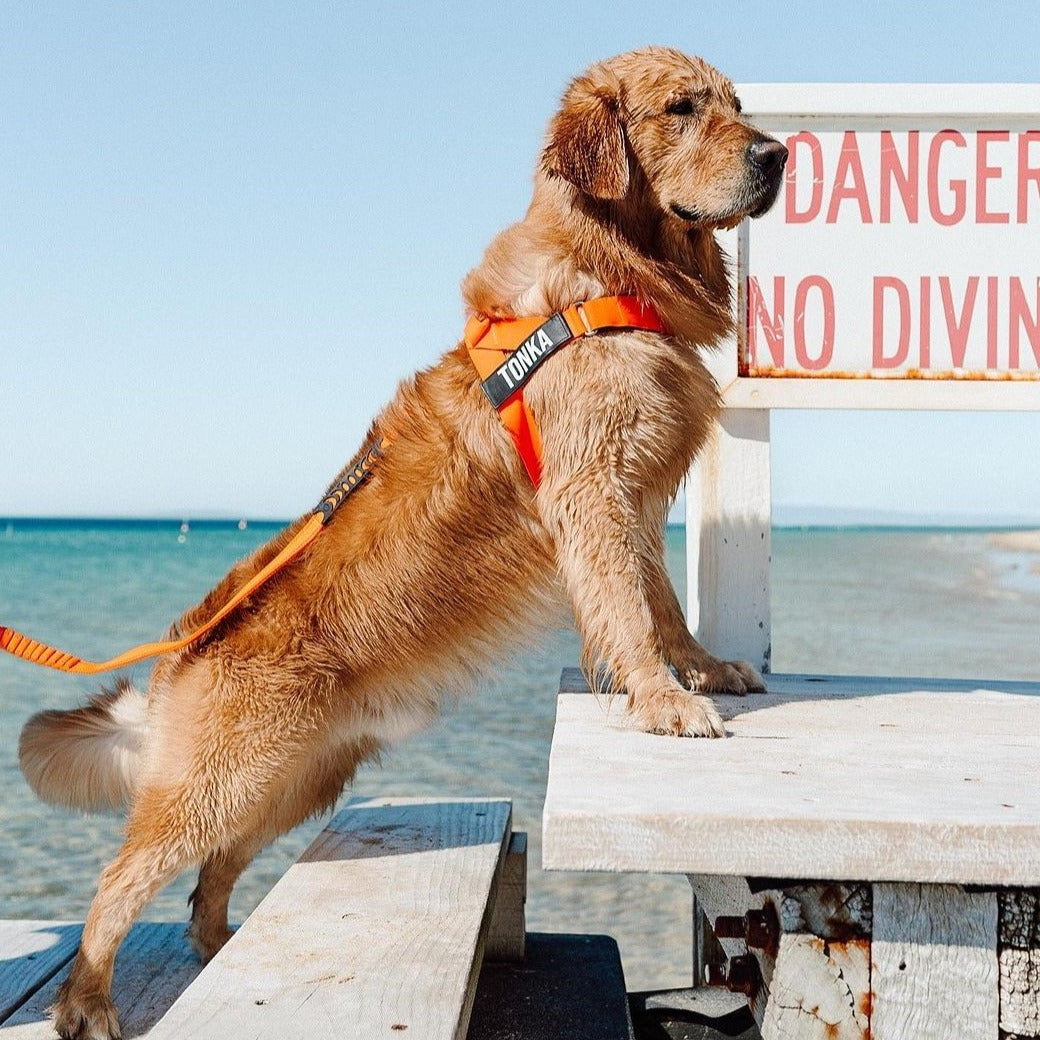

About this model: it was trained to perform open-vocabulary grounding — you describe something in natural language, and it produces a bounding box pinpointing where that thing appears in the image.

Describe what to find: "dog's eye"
[665,97,696,116]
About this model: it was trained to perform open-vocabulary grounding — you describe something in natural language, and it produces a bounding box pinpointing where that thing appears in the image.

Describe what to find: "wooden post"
[485,831,527,962]
[998,889,1040,1038]
[687,407,771,672]
[871,883,998,1040]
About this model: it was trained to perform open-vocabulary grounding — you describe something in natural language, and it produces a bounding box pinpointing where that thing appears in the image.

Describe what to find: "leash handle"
[0,435,391,675]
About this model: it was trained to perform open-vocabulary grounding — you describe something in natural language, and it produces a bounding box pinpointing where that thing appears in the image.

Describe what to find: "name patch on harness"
[479,312,573,408]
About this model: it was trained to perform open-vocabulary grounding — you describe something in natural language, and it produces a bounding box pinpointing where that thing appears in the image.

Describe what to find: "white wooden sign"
[721,84,1040,411]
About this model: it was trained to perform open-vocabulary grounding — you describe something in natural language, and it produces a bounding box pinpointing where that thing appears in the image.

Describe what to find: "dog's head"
[542,47,786,230]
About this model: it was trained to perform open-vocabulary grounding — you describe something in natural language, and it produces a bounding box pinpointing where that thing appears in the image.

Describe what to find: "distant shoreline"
[988,529,1040,553]
[2,516,1039,537]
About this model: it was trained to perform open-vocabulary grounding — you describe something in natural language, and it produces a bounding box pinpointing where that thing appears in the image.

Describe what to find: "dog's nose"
[748,138,788,176]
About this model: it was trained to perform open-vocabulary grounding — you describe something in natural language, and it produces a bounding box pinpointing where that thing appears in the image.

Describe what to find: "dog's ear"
[542,73,629,200]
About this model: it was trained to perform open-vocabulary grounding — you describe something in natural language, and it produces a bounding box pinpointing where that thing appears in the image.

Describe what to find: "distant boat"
[238,519,248,530]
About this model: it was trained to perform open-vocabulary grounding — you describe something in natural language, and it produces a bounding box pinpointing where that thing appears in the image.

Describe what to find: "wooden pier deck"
[0,796,636,1040]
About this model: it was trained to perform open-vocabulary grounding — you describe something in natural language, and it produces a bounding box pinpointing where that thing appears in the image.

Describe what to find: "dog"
[18,47,786,1040]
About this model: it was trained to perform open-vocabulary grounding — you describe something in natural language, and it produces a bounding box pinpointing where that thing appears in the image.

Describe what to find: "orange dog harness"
[464,295,666,485]
[1,295,665,675]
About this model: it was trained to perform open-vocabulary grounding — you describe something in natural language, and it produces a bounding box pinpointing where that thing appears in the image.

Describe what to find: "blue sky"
[1,1,1038,522]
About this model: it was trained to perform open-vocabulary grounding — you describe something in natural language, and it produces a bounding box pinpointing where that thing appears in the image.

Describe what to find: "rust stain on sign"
[739,363,1040,380]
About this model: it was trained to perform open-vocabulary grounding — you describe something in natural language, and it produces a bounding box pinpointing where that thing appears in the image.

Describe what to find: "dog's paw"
[187,917,233,963]
[680,659,766,696]
[731,660,767,693]
[631,687,726,738]
[52,982,121,1040]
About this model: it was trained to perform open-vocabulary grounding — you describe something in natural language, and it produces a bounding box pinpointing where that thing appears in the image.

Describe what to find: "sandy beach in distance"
[988,529,1040,553]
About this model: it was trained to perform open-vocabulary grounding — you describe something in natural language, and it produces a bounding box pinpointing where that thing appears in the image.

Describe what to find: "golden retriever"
[18,46,786,1040]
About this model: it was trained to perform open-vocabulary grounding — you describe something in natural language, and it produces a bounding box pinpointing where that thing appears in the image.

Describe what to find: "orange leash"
[0,436,390,675]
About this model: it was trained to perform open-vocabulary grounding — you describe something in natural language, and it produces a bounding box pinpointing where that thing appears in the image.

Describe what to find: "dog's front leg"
[634,518,765,694]
[540,475,725,738]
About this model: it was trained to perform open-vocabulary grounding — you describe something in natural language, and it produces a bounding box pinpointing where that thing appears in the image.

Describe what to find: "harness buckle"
[574,301,593,335]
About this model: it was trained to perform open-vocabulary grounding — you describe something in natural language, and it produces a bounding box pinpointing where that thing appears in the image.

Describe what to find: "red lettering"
[785,132,823,224]
[826,131,872,223]
[880,131,919,223]
[873,277,911,368]
[747,276,785,368]
[1009,278,1040,368]
[939,276,979,367]
[919,276,931,369]
[793,277,835,370]
[1018,131,1040,223]
[985,276,999,367]
[976,131,1011,224]
[927,131,967,226]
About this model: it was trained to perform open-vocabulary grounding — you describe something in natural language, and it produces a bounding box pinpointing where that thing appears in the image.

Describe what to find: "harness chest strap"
[463,295,666,485]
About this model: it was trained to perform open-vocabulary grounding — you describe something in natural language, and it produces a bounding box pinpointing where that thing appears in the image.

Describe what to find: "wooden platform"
[543,669,1040,1039]
[544,669,1040,885]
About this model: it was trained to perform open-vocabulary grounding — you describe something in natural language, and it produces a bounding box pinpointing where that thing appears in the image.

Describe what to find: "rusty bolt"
[702,954,761,997]
[713,915,748,940]
[723,954,761,996]
[703,962,728,986]
[712,907,778,954]
[745,907,779,952]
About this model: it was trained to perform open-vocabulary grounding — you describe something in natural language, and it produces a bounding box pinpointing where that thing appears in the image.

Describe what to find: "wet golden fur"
[19,47,786,1039]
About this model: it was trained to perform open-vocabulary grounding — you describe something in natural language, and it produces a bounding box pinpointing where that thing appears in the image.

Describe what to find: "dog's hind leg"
[51,787,204,1040]
[186,737,378,964]
[187,837,264,963]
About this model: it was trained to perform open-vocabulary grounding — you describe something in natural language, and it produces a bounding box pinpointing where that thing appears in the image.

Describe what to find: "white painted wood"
[737,83,1040,118]
[687,408,771,671]
[0,922,81,1023]
[485,831,526,962]
[761,934,869,1040]
[998,890,1040,1037]
[722,374,1040,411]
[1,923,201,1039]
[148,798,511,1040]
[872,883,998,1040]
[542,675,1040,884]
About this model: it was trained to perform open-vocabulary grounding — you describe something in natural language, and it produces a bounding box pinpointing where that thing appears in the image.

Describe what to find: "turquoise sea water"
[1,519,1038,989]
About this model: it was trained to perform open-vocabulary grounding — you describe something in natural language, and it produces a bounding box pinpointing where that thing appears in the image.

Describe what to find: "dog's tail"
[19,678,149,811]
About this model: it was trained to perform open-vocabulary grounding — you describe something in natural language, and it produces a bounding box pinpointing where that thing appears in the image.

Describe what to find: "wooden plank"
[0,922,81,1024]
[871,883,998,1040]
[148,798,511,1040]
[999,890,1040,1038]
[543,675,1040,884]
[721,374,1040,411]
[485,831,526,963]
[737,82,1040,118]
[1,922,202,1039]
[687,408,771,672]
[559,668,1040,699]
